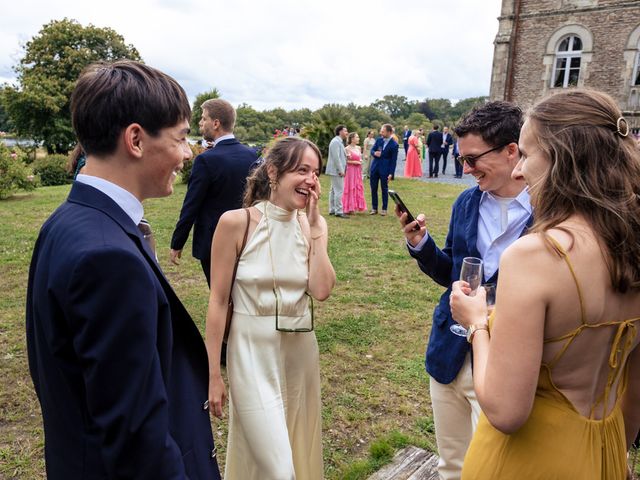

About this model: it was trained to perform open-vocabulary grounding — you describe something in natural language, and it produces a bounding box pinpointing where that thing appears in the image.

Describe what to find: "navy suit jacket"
[26,182,221,479]
[369,137,399,177]
[171,138,257,260]
[426,130,444,153]
[408,186,533,384]
[403,129,412,150]
[441,133,453,152]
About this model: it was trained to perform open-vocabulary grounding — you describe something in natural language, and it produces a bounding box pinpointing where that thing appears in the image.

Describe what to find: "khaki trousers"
[429,353,481,480]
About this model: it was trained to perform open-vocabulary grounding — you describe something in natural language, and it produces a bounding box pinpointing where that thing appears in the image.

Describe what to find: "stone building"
[490,0,640,133]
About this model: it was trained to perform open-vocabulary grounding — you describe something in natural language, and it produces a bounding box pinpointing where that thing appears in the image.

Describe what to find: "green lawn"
[0,177,463,478]
[2,177,639,479]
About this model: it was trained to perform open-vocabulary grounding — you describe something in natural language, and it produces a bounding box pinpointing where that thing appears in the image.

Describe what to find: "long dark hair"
[527,89,640,293]
[243,137,322,207]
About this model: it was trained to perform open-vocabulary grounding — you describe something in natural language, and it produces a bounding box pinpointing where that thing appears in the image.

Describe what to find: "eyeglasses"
[457,143,510,168]
[274,289,314,333]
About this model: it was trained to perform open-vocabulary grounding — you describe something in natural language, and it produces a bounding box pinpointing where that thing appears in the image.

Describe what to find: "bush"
[0,143,37,199]
[181,143,206,184]
[33,154,73,186]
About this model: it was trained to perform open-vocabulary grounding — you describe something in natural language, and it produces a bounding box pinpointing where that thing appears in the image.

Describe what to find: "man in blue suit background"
[396,102,531,480]
[26,61,221,479]
[369,123,398,216]
[170,99,257,286]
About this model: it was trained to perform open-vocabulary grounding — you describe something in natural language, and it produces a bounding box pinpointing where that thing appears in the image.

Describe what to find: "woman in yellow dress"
[450,89,640,479]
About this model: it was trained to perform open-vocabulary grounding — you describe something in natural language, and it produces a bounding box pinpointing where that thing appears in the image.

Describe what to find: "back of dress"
[463,230,640,480]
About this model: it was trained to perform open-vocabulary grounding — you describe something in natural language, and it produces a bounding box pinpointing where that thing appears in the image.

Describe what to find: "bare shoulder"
[217,208,255,238]
[500,232,557,272]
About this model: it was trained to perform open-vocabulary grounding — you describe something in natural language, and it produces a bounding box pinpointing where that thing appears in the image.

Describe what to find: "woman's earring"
[269,179,278,192]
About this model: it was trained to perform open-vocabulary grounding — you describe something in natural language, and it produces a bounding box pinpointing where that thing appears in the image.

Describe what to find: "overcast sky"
[0,0,503,111]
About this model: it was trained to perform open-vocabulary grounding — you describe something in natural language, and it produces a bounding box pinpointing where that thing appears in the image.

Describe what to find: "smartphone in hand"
[389,190,419,230]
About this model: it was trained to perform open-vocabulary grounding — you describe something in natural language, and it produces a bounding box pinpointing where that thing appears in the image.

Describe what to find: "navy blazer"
[369,137,399,177]
[171,138,257,260]
[426,130,444,153]
[441,133,453,152]
[26,182,221,479]
[409,186,533,384]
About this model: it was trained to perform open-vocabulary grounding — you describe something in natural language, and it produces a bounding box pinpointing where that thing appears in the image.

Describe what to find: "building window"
[634,51,640,86]
[552,35,582,88]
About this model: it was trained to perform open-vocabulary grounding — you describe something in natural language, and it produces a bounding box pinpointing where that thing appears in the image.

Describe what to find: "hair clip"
[616,117,629,138]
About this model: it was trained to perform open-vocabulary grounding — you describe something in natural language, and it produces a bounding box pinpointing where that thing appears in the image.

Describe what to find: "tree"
[351,105,393,131]
[371,95,415,119]
[190,88,220,134]
[0,98,12,132]
[2,18,140,153]
[302,104,358,164]
[450,96,489,123]
[416,101,436,121]
[425,98,453,124]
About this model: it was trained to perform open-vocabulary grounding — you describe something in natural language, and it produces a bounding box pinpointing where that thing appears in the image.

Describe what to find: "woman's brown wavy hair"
[243,137,322,207]
[526,88,640,293]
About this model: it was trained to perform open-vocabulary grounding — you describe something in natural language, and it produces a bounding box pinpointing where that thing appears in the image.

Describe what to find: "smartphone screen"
[388,190,419,230]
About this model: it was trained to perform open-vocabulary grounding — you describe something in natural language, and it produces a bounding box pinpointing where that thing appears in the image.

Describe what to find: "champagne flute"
[450,257,483,337]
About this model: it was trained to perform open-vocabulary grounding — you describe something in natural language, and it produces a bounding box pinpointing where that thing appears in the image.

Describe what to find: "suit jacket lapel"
[465,187,483,258]
[68,182,171,289]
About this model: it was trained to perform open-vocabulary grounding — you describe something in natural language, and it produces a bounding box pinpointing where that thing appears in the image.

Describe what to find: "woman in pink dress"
[404,131,422,177]
[342,132,367,213]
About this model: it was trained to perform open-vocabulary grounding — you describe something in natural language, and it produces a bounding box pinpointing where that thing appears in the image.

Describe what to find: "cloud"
[0,0,502,110]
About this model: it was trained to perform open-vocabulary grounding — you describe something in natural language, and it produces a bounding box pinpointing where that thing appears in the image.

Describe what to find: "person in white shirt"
[395,101,532,480]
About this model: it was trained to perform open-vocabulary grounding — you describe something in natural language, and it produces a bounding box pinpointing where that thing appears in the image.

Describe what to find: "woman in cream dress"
[206,137,336,480]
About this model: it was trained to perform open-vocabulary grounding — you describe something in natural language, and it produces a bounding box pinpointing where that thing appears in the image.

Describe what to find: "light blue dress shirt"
[75,174,144,226]
[409,187,531,281]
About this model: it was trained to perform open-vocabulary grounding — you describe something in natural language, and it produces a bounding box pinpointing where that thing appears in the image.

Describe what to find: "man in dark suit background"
[170,99,256,286]
[396,102,531,480]
[426,124,444,178]
[369,123,398,216]
[402,125,412,156]
[440,126,453,175]
[26,60,221,479]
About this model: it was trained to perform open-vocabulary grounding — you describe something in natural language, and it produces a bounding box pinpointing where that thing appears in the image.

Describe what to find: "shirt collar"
[213,133,235,146]
[75,174,144,225]
[480,188,532,214]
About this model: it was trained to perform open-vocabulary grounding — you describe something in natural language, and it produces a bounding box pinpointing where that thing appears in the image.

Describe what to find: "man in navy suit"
[170,99,257,286]
[402,125,412,156]
[440,126,453,175]
[26,61,221,479]
[369,123,398,216]
[426,125,444,178]
[396,102,531,480]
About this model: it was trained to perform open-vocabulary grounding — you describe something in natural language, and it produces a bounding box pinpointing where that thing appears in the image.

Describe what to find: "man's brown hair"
[202,99,236,132]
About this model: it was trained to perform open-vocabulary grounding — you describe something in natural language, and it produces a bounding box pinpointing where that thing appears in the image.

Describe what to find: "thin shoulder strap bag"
[224,208,250,342]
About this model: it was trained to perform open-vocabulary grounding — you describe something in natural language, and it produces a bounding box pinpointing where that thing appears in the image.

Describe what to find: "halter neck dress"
[224,200,323,480]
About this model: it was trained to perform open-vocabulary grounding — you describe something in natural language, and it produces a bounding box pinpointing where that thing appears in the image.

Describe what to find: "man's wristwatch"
[466,324,489,344]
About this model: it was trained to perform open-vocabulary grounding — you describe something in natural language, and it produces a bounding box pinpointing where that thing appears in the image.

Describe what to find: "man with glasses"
[396,101,532,480]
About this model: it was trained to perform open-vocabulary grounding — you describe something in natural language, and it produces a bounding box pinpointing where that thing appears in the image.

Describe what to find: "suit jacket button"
[203,400,209,411]
[211,447,217,459]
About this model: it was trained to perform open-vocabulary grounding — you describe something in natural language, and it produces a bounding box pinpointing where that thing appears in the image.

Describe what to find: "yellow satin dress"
[224,201,323,480]
[462,240,639,480]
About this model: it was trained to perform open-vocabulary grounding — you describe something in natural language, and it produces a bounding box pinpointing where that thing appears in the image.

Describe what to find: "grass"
[0,176,459,478]
[2,177,637,479]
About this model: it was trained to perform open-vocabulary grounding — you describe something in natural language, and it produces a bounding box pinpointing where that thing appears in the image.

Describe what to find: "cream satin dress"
[224,200,323,480]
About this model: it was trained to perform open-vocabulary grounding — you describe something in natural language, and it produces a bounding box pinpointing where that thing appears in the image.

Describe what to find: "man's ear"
[123,123,144,158]
[506,142,520,159]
